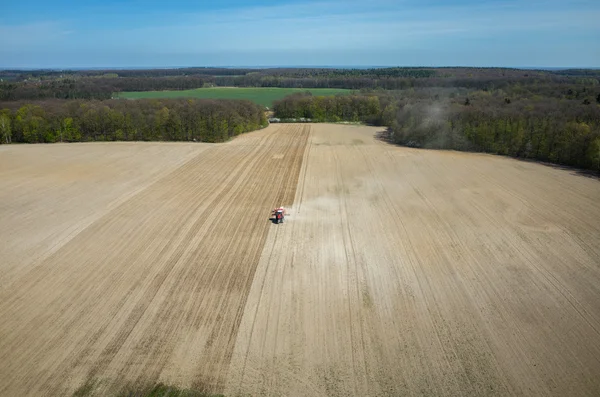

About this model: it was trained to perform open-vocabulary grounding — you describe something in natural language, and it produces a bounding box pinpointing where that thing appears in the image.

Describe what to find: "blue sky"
[1,0,599,68]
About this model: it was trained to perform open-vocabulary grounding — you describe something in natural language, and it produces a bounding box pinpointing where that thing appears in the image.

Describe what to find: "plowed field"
[1,124,599,396]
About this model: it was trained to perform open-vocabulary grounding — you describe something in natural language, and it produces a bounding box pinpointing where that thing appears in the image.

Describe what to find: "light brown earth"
[0,124,599,396]
[0,142,207,291]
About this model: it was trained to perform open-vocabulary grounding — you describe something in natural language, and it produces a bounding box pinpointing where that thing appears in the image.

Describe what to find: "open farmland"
[1,124,600,396]
[114,87,352,107]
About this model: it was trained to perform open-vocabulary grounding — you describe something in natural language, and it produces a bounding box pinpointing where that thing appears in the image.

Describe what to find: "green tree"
[81,106,100,141]
[587,136,600,171]
[165,111,182,140]
[0,109,11,143]
[15,105,47,143]
[59,117,80,142]
[154,107,170,140]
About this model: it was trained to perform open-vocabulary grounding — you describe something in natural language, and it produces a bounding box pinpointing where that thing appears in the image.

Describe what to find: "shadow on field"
[374,128,394,145]
[269,216,283,224]
[72,379,224,397]
[374,129,600,180]
[515,158,600,180]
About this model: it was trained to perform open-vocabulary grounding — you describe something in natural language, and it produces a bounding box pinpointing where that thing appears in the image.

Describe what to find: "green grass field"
[115,87,353,107]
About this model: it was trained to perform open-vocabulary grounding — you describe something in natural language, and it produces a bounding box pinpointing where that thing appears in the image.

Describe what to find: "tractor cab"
[273,207,285,224]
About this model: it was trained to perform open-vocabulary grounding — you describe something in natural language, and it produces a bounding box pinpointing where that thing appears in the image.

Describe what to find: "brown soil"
[1,124,599,396]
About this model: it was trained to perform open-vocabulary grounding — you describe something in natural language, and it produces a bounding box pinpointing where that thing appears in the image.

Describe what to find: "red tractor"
[272,207,286,224]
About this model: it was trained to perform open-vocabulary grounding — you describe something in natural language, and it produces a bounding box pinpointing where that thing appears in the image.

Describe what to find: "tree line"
[1,67,254,81]
[0,76,215,101]
[273,88,600,171]
[0,99,267,144]
[4,67,597,102]
[273,93,384,124]
[389,93,600,170]
[2,66,599,171]
[3,74,595,102]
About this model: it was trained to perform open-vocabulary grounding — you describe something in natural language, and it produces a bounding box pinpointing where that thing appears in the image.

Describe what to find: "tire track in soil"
[332,148,370,395]
[1,141,262,396]
[177,125,309,392]
[228,125,313,395]
[365,144,514,395]
[259,126,311,394]
[86,131,279,386]
[375,141,600,395]
[225,124,600,397]
[0,124,309,396]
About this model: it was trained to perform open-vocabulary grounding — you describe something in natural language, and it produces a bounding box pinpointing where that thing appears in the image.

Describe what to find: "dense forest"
[0,99,267,143]
[389,92,600,171]
[273,94,385,124]
[273,83,600,171]
[3,67,598,101]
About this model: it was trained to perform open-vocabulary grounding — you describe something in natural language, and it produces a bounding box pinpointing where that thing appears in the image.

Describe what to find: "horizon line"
[2,65,600,71]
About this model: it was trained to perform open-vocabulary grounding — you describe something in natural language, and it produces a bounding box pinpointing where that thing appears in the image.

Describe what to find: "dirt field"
[0,142,206,291]
[1,124,599,396]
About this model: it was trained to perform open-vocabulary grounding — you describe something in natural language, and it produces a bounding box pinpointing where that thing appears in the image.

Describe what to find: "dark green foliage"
[551,69,600,77]
[275,83,600,171]
[262,67,436,78]
[389,90,600,171]
[273,93,383,125]
[1,98,267,144]
[116,87,351,107]
[4,67,598,101]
